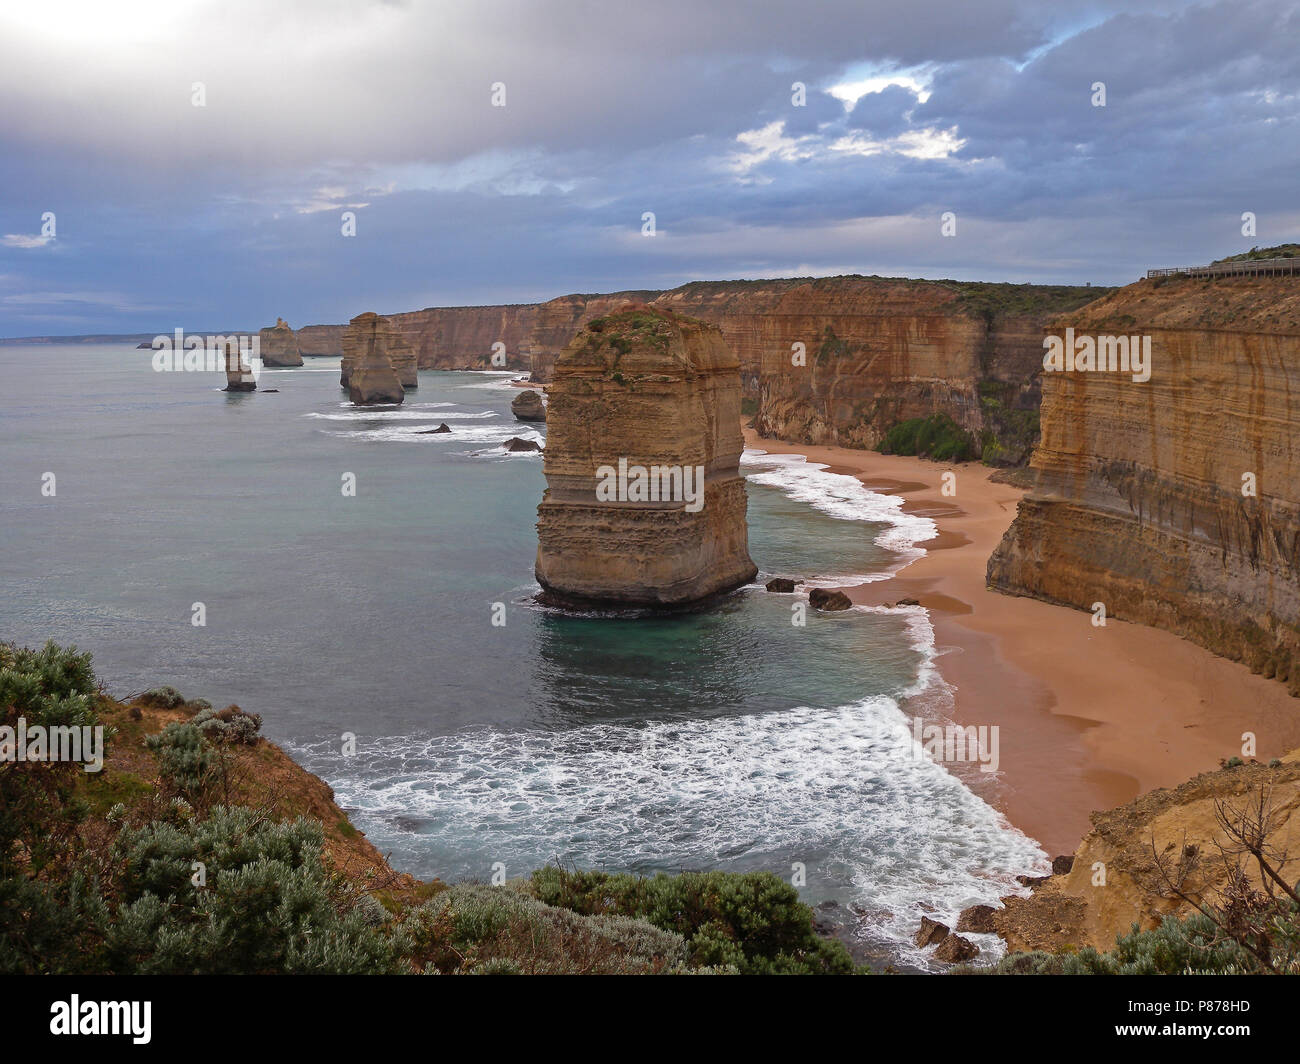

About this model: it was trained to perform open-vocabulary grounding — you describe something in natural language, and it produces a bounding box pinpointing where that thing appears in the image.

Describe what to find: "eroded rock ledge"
[535,306,757,609]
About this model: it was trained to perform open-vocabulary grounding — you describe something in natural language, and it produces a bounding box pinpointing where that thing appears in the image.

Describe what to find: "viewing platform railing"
[1147,257,1300,279]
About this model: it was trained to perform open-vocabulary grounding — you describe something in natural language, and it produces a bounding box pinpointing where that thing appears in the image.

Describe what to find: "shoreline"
[744,428,1300,856]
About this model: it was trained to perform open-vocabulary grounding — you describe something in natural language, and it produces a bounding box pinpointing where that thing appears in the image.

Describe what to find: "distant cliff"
[989,275,1300,694]
[650,277,1103,463]
[308,276,1100,464]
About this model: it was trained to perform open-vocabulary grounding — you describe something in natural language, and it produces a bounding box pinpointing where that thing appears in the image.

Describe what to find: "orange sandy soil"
[744,428,1300,857]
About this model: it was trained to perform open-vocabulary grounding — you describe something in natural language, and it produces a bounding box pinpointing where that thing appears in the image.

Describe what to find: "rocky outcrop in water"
[988,275,1300,695]
[342,312,405,405]
[511,390,546,422]
[222,339,256,392]
[259,317,303,366]
[535,306,757,608]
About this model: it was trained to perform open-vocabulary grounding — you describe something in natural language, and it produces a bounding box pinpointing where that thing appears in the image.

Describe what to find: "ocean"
[0,343,1047,969]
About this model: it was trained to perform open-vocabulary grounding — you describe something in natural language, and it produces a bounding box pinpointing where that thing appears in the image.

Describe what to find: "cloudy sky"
[1,0,1297,335]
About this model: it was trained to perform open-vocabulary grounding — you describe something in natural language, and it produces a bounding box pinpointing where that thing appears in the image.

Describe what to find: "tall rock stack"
[222,339,256,392]
[259,317,303,366]
[342,312,406,405]
[535,305,757,608]
[988,275,1300,694]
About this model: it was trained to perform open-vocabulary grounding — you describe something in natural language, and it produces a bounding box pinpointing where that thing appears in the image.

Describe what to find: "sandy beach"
[745,428,1300,856]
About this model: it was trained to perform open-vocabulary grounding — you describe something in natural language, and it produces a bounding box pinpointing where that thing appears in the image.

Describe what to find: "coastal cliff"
[297,323,346,357]
[988,275,1300,695]
[535,306,757,608]
[309,278,1095,464]
[650,277,1101,462]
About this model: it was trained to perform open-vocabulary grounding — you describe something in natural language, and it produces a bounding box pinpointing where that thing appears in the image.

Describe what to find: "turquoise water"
[0,344,1046,967]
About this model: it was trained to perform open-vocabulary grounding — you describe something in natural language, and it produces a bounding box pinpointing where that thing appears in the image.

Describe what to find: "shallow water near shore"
[0,344,1048,969]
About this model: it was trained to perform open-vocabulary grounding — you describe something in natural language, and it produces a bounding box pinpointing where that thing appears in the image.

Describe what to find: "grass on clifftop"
[941,281,1114,323]
[1214,243,1300,263]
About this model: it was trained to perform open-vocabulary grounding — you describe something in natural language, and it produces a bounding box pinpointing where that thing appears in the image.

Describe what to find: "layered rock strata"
[988,275,1300,694]
[388,332,418,390]
[535,306,757,608]
[258,317,303,366]
[651,277,1101,461]
[342,312,405,405]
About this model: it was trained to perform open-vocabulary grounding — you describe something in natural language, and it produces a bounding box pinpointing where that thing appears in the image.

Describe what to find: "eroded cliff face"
[259,318,303,366]
[646,278,1097,459]
[536,306,757,608]
[988,276,1300,694]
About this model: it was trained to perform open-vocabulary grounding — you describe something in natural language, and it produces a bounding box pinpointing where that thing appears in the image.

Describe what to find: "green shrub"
[528,866,860,974]
[878,414,976,462]
[0,640,98,729]
[0,641,101,880]
[105,804,404,974]
[407,883,687,974]
[190,703,262,745]
[138,685,187,709]
[984,911,1280,975]
[146,723,218,802]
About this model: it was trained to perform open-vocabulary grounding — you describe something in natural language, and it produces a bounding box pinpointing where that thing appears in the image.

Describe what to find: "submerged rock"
[765,577,798,593]
[259,317,303,367]
[535,305,757,608]
[343,312,405,406]
[511,390,546,422]
[419,423,452,434]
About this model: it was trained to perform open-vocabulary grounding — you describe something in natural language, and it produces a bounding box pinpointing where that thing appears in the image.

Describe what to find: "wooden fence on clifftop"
[1147,257,1300,279]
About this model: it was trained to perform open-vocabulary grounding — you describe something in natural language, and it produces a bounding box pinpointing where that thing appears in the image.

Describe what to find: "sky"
[1,0,1297,335]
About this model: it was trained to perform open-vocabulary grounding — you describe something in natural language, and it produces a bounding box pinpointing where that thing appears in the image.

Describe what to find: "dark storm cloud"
[0,0,1295,334]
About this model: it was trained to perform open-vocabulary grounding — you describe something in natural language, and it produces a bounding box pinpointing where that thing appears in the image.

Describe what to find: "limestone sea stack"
[222,339,256,392]
[535,305,757,608]
[342,312,405,405]
[258,317,303,366]
[511,390,546,422]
